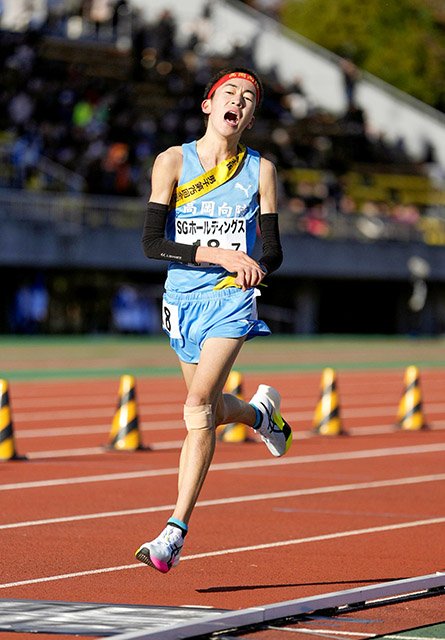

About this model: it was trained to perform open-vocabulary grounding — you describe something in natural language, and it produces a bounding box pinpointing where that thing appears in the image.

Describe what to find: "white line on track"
[10,393,185,409]
[268,627,373,637]
[1,516,444,590]
[270,629,445,639]
[19,425,445,458]
[384,637,445,640]
[6,391,427,411]
[12,405,180,421]
[2,443,444,491]
[1,473,444,531]
[17,420,184,437]
[24,441,186,458]
[15,422,445,443]
[11,402,445,423]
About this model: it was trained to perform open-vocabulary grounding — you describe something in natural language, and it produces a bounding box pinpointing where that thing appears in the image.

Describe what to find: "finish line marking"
[110,572,445,640]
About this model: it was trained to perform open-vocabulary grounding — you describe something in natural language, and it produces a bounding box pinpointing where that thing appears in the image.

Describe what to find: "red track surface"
[1,369,445,638]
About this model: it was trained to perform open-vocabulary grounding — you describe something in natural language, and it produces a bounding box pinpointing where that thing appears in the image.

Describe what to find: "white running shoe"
[250,385,292,457]
[135,524,184,573]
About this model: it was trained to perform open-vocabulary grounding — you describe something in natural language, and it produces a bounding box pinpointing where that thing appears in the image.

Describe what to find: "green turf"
[1,334,445,381]
[380,621,445,639]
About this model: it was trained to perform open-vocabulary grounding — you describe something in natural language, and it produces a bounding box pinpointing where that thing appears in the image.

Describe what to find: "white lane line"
[24,441,185,458]
[1,516,444,590]
[2,443,445,492]
[11,402,445,423]
[268,627,373,637]
[10,392,185,409]
[12,404,182,421]
[16,420,184,437]
[384,637,445,640]
[15,422,445,443]
[304,632,445,640]
[1,473,444,531]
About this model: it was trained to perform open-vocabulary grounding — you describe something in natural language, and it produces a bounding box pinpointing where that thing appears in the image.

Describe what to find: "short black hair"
[203,66,263,108]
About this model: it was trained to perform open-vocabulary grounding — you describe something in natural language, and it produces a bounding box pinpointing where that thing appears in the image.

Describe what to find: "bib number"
[162,300,181,339]
[175,218,247,252]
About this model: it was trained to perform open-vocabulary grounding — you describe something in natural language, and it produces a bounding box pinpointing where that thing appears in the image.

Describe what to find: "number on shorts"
[162,300,181,339]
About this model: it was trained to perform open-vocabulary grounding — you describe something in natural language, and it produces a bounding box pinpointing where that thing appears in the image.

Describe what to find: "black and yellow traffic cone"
[0,379,26,461]
[312,368,346,436]
[107,375,145,451]
[396,365,428,431]
[217,370,249,443]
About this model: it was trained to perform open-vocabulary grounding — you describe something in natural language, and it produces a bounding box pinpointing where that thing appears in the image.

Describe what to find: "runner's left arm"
[257,158,283,275]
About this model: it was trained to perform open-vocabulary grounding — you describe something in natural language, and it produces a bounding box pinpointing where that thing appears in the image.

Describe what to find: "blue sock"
[167,517,188,536]
[250,403,262,430]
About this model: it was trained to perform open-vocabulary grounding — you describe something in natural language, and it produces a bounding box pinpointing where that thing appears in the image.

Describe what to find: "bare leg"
[173,336,255,525]
[135,337,291,572]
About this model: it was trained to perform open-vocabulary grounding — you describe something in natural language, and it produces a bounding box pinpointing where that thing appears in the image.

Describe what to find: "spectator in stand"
[111,0,129,40]
[151,9,177,62]
[11,276,49,334]
[83,0,113,38]
[391,203,420,226]
[183,1,214,54]
[0,9,436,223]
[281,75,310,119]
[102,142,136,196]
[339,57,360,110]
[72,95,94,130]
[240,0,284,21]
[338,194,357,216]
[8,88,34,127]
[10,124,42,188]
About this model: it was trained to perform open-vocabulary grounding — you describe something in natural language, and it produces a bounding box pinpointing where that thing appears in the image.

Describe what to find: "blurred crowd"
[1,0,444,243]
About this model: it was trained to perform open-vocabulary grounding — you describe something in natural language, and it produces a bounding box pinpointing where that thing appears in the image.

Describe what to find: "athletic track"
[1,336,444,639]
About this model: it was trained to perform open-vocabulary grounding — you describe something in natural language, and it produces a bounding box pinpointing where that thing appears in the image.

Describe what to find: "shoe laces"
[261,402,280,435]
[160,525,184,546]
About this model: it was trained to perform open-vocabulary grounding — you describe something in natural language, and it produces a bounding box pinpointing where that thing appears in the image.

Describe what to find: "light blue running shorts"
[161,287,271,363]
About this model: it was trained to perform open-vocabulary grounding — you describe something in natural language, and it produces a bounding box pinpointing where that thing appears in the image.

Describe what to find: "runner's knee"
[184,404,214,431]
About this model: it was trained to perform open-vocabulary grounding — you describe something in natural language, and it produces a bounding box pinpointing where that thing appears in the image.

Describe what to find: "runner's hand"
[196,247,265,290]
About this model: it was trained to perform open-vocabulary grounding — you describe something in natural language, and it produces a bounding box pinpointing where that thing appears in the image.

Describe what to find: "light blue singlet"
[165,141,261,293]
[161,141,271,363]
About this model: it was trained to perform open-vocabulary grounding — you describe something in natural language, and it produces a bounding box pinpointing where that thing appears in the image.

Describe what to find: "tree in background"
[281,0,445,112]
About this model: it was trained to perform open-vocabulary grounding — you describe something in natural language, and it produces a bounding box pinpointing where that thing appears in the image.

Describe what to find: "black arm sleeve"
[258,213,283,275]
[141,202,198,264]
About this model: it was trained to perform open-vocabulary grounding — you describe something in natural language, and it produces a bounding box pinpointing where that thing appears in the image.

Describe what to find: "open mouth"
[224,110,239,126]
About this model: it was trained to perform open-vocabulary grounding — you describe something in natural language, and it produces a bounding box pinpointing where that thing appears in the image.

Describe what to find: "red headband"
[207,71,261,104]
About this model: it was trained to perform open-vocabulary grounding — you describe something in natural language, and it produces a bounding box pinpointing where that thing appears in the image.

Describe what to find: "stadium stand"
[2,0,445,336]
[1,0,445,246]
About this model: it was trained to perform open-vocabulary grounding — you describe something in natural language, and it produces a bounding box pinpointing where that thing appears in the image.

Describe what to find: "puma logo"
[235,182,252,197]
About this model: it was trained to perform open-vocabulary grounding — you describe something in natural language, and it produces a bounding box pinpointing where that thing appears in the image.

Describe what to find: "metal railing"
[2,188,445,245]
[0,189,143,230]
[0,144,86,193]
[36,156,87,192]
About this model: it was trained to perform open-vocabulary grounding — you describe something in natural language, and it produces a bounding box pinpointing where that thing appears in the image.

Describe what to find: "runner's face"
[203,78,257,133]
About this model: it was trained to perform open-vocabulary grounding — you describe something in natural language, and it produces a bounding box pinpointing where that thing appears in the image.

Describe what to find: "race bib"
[162,300,181,339]
[175,218,247,253]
